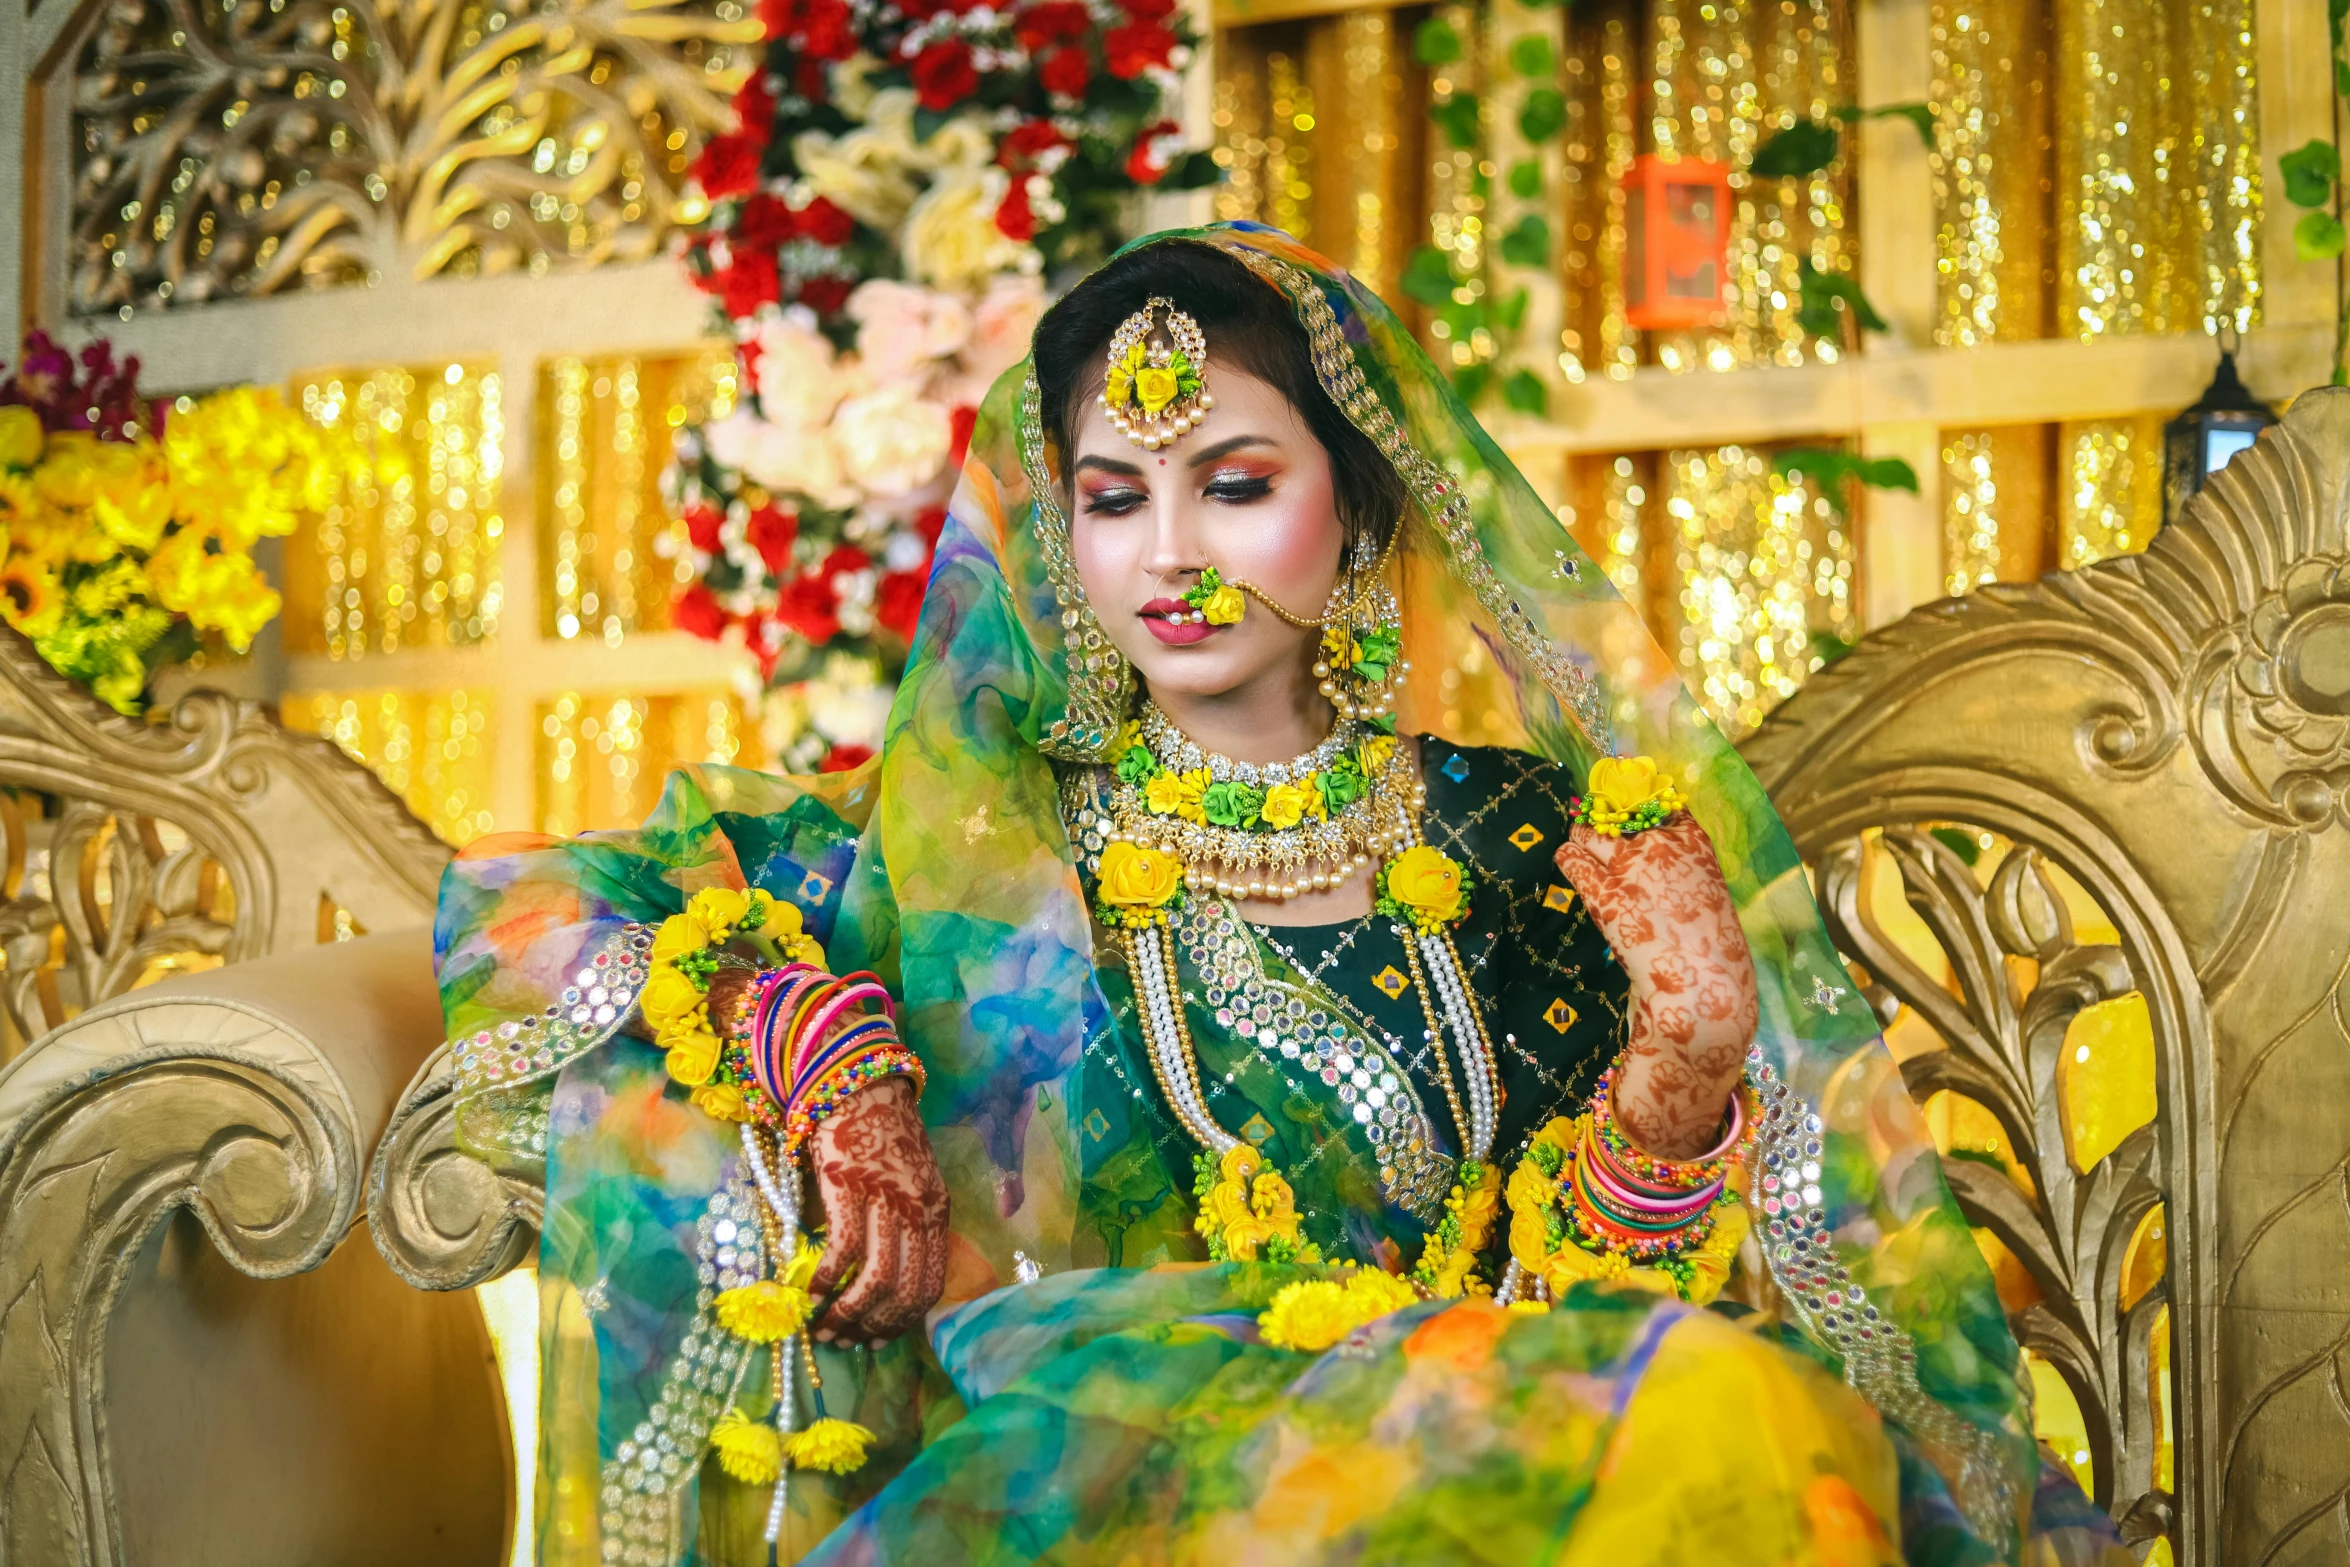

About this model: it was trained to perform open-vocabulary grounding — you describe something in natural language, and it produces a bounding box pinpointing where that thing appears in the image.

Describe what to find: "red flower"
[1125,119,1182,184]
[1122,0,1178,18]
[732,74,777,140]
[1104,19,1174,77]
[999,118,1072,169]
[672,584,730,641]
[764,0,855,57]
[797,196,854,247]
[912,505,949,547]
[948,405,979,470]
[876,569,927,641]
[746,503,798,574]
[735,193,798,249]
[1014,0,1091,49]
[995,178,1037,241]
[1038,45,1091,98]
[796,273,854,314]
[683,503,724,553]
[695,134,763,199]
[911,40,979,110]
[817,743,874,773]
[817,544,872,582]
[774,574,841,644]
[716,257,781,317]
[795,55,831,100]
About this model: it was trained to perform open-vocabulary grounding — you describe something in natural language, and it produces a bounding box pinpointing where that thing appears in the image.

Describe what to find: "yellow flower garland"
[1504,1116,1749,1305]
[1258,1267,1421,1353]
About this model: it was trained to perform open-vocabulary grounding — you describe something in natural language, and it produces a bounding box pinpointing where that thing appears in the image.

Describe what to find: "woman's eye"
[1204,474,1274,503]
[1080,488,1147,516]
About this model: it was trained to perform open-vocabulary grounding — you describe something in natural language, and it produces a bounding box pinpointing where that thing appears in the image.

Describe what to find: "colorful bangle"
[1557,1064,1749,1267]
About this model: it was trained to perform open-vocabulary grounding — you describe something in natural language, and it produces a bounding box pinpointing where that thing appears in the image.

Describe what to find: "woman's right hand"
[806,1074,951,1348]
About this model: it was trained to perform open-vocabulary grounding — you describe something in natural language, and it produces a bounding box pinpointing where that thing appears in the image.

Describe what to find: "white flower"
[849,281,972,385]
[937,273,1046,406]
[705,405,857,507]
[902,166,1032,293]
[829,384,954,497]
[744,308,849,427]
[805,651,896,749]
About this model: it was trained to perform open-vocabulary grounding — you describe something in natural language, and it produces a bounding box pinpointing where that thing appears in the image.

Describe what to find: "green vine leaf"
[1752,119,1840,178]
[1797,259,1888,339]
[1773,447,1920,516]
[1498,214,1551,269]
[2295,210,2348,262]
[2281,139,2342,209]
[1502,370,1548,416]
[1507,34,1555,78]
[1402,244,1459,307]
[1412,17,1462,66]
[1429,94,1482,152]
[1877,103,1936,148]
[1507,159,1543,200]
[1490,287,1529,331]
[1518,87,1566,144]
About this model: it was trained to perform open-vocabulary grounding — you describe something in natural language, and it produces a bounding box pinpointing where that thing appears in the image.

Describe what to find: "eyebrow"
[1072,454,1144,480]
[1187,435,1278,467]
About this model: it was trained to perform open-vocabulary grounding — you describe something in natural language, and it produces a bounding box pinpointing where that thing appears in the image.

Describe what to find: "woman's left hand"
[807,1075,952,1347]
[1555,812,1759,1160]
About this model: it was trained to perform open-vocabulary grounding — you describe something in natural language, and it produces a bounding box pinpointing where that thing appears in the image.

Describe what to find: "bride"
[436,225,2125,1565]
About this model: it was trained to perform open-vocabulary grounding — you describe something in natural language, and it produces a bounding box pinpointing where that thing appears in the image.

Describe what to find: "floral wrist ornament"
[1504,1062,1755,1305]
[1568,755,1687,838]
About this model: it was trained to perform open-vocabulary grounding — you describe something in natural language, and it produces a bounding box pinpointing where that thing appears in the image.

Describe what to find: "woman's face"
[1065,365,1345,709]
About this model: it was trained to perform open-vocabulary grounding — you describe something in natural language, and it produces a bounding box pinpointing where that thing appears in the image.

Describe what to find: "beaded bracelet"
[745,966,923,1156]
[1558,1064,1748,1267]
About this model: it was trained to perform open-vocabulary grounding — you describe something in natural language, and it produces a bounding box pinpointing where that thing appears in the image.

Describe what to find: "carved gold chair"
[0,390,2341,1567]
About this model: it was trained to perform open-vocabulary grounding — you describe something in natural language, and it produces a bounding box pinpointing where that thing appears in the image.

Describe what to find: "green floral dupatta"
[434,222,2041,1564]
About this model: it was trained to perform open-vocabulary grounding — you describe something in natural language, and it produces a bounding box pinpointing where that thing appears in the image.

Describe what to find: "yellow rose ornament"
[1376,843,1472,932]
[1573,755,1687,837]
[1092,840,1185,929]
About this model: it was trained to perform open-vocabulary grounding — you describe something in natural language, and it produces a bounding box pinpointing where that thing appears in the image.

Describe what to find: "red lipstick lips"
[1140,596,1217,646]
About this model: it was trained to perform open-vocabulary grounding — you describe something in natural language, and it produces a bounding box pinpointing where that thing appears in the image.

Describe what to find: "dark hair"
[1030,240,1407,554]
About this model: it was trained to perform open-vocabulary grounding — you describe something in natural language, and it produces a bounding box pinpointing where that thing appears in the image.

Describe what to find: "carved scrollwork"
[0,1002,360,1567]
[65,0,759,314]
[368,1045,541,1292]
[1814,829,2163,1516]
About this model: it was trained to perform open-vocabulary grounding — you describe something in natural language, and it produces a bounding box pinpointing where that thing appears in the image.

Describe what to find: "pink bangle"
[793,979,892,1074]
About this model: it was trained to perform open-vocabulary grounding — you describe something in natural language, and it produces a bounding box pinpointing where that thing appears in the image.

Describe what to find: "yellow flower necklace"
[1077,712,1500,1294]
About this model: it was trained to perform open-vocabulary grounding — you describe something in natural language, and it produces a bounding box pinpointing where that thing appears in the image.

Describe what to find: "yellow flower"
[690,1080,752,1122]
[779,1235,824,1292]
[1142,768,1207,823]
[641,965,707,1032]
[0,408,42,469]
[1106,719,1143,763]
[663,1018,723,1087]
[651,912,707,966]
[715,1278,814,1343]
[1358,734,1398,775]
[687,886,753,942]
[1505,1298,1552,1315]
[1586,755,1681,819]
[1384,844,1467,927]
[1257,1279,1354,1352]
[1199,583,1245,625]
[1320,624,1354,665]
[0,559,61,637]
[1096,841,1182,911]
[1135,366,1179,414]
[1344,1266,1420,1319]
[1260,783,1312,830]
[710,1410,782,1483]
[783,1417,875,1475]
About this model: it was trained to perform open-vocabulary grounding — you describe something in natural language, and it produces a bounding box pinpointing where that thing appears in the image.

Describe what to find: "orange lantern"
[1622,154,1732,331]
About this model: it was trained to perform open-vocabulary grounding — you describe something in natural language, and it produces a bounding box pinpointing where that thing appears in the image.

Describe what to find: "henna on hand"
[1555,813,1758,1159]
[808,1075,951,1348]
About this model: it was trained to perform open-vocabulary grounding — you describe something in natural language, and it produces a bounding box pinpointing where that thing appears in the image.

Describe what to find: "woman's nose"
[1140,488,1199,578]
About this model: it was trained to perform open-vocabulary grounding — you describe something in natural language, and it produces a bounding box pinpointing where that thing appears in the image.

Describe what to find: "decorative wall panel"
[65,0,758,315]
[534,689,753,836]
[282,686,498,845]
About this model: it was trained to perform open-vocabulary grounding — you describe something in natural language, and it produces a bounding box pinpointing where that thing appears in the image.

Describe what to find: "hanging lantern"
[1623,154,1732,331]
[2163,334,2275,526]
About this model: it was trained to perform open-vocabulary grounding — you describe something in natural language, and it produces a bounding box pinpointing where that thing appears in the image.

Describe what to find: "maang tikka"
[1100,297,1213,450]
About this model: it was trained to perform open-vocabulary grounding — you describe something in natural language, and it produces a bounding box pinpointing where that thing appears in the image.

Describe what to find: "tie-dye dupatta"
[858,222,2038,1548]
[433,222,2040,1563]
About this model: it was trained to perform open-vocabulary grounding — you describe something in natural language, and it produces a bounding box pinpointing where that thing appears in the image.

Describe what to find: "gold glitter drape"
[2059,414,2166,569]
[1559,0,1639,382]
[282,687,497,845]
[536,689,756,835]
[1929,0,2053,346]
[539,350,737,644]
[1305,12,1419,305]
[1211,25,1316,240]
[1941,426,2052,592]
[286,364,506,660]
[1644,0,1853,372]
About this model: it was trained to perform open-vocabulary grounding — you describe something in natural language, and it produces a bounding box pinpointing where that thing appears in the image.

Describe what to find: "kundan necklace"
[1077,707,1507,1292]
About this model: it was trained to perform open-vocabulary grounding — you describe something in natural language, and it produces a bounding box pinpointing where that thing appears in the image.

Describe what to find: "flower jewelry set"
[636,886,925,1546]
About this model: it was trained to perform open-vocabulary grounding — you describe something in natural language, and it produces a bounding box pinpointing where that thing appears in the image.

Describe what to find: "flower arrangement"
[662,0,1212,769]
[0,332,355,714]
[1568,754,1687,837]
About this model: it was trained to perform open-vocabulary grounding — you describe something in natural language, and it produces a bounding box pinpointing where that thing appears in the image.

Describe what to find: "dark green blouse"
[1067,738,1629,1271]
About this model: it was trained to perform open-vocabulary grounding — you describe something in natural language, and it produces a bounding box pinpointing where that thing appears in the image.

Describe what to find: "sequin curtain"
[2058,414,2166,568]
[536,690,756,835]
[1558,0,1639,382]
[281,687,498,845]
[1210,24,1316,241]
[1644,0,1853,372]
[1929,0,2053,347]
[539,350,737,644]
[285,364,506,659]
[1940,426,2052,593]
[1303,13,1420,306]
